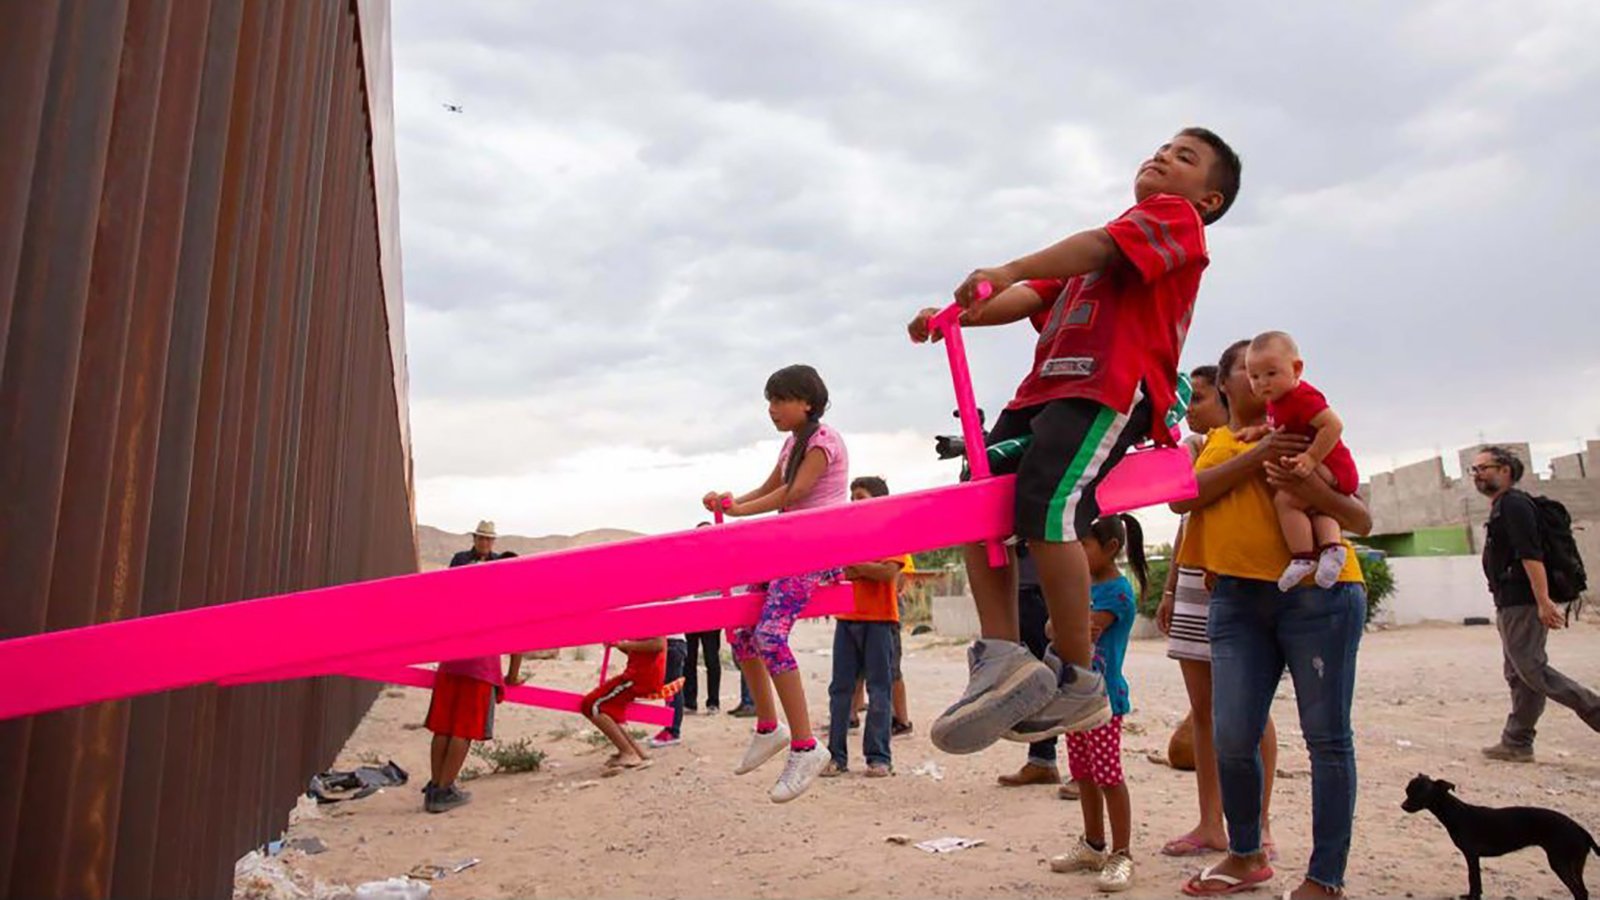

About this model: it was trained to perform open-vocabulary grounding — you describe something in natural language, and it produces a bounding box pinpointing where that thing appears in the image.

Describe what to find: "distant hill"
[417,524,644,571]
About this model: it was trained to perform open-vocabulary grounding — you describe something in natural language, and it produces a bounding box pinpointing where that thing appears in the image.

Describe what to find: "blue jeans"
[827,620,895,768]
[1210,577,1365,890]
[1018,585,1057,766]
[665,638,687,737]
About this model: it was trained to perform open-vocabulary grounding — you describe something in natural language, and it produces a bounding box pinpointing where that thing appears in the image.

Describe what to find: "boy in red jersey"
[907,128,1242,754]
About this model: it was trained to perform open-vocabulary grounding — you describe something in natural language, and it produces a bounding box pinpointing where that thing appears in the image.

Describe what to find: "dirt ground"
[258,617,1600,899]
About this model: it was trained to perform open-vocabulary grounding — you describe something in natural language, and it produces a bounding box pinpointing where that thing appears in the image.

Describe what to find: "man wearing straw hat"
[450,519,511,568]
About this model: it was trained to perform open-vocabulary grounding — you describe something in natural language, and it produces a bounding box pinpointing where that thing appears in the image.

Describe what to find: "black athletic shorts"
[983,391,1153,542]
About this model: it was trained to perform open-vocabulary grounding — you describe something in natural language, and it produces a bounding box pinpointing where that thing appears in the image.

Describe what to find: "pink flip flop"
[1182,862,1275,896]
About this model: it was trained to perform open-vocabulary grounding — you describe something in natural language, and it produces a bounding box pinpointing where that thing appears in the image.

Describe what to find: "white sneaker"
[1095,850,1135,892]
[1049,836,1108,874]
[769,745,829,803]
[1277,557,1317,592]
[733,725,790,775]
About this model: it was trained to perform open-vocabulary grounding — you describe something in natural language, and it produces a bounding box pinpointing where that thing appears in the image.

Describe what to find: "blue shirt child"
[1090,575,1137,717]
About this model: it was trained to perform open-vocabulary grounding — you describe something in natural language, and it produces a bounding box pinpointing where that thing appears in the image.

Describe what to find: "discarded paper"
[915,837,984,854]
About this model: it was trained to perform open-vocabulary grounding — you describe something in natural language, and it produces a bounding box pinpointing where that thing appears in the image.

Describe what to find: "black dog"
[1402,773,1598,899]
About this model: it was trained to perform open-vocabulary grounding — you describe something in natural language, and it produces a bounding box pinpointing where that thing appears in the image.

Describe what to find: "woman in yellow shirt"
[1175,340,1371,900]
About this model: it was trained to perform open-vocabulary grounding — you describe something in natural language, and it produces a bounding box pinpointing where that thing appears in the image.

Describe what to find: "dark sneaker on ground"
[1481,742,1534,763]
[1004,649,1111,742]
[426,785,472,814]
[929,639,1057,754]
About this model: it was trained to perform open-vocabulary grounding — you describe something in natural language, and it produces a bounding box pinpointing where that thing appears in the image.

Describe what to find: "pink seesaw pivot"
[929,281,1008,568]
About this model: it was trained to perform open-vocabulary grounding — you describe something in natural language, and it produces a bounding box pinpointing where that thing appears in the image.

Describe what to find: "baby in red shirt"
[1238,331,1359,591]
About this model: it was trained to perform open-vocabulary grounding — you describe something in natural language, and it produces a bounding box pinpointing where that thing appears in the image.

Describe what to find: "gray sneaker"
[1004,649,1111,742]
[1481,742,1534,763]
[930,639,1057,755]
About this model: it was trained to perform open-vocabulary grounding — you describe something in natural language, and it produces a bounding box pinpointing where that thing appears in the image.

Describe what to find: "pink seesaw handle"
[712,498,733,598]
[929,282,1007,568]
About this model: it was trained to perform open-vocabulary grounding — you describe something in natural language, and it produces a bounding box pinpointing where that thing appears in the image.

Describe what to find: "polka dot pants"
[1065,716,1124,787]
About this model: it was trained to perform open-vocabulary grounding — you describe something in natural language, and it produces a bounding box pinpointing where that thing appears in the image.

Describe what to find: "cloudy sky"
[390,1,1600,540]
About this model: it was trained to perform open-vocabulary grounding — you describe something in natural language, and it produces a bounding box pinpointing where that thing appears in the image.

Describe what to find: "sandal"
[601,758,654,777]
[1181,861,1275,896]
[1162,833,1227,857]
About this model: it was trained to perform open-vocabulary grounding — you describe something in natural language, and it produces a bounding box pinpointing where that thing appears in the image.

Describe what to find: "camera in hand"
[933,407,985,460]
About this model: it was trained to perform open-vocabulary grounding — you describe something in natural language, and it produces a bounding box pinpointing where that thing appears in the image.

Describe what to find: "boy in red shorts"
[583,637,668,774]
[424,651,525,813]
[907,127,1242,753]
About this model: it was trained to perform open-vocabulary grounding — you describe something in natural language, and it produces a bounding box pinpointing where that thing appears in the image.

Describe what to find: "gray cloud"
[392,1,1600,531]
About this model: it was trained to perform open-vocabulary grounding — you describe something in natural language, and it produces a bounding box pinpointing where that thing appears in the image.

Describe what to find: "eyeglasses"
[1468,463,1506,476]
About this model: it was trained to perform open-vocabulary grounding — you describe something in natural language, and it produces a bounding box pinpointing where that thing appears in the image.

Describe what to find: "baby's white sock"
[1315,544,1349,589]
[1277,557,1318,592]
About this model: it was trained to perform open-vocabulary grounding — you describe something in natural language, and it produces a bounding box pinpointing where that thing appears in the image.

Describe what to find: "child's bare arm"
[1233,424,1271,443]
[908,284,1047,343]
[1089,610,1116,642]
[955,229,1125,305]
[729,447,827,515]
[843,558,905,583]
[1289,409,1344,478]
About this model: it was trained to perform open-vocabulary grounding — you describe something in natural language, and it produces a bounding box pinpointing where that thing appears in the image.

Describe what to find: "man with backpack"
[1471,446,1599,762]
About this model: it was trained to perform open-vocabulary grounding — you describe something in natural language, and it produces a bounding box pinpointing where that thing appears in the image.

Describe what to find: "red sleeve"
[1023,279,1065,332]
[1272,382,1329,431]
[1103,194,1207,284]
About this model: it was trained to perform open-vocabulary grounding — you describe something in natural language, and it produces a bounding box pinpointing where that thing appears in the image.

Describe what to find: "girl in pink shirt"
[703,364,848,803]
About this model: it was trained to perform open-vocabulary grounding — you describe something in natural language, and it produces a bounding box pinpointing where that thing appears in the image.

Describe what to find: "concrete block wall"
[1367,440,1598,595]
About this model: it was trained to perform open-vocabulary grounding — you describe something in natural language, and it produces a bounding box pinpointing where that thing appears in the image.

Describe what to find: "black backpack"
[1528,495,1588,603]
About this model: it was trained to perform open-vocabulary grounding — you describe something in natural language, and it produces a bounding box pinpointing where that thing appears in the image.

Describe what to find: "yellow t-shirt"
[1176,427,1364,585]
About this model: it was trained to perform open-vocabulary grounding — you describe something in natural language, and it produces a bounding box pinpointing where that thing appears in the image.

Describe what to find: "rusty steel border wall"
[0,1,417,895]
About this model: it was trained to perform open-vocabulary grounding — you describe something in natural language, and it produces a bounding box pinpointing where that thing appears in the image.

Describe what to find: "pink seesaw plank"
[354,666,675,728]
[223,581,856,686]
[0,477,1015,720]
[1096,427,1198,516]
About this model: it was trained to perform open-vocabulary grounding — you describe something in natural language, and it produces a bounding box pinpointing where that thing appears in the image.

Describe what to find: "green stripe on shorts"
[1044,406,1117,542]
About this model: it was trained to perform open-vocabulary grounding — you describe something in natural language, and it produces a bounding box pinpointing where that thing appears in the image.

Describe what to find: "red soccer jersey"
[1267,380,1359,494]
[1009,193,1209,445]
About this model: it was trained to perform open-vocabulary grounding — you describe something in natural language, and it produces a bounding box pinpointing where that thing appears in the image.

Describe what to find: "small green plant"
[470,737,546,774]
[1356,551,1396,625]
[458,765,484,782]
[547,722,579,742]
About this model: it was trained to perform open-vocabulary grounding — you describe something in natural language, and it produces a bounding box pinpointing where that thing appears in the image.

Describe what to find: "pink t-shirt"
[778,423,848,512]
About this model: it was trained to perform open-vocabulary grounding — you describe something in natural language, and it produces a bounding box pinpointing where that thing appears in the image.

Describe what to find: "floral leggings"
[727,570,834,676]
